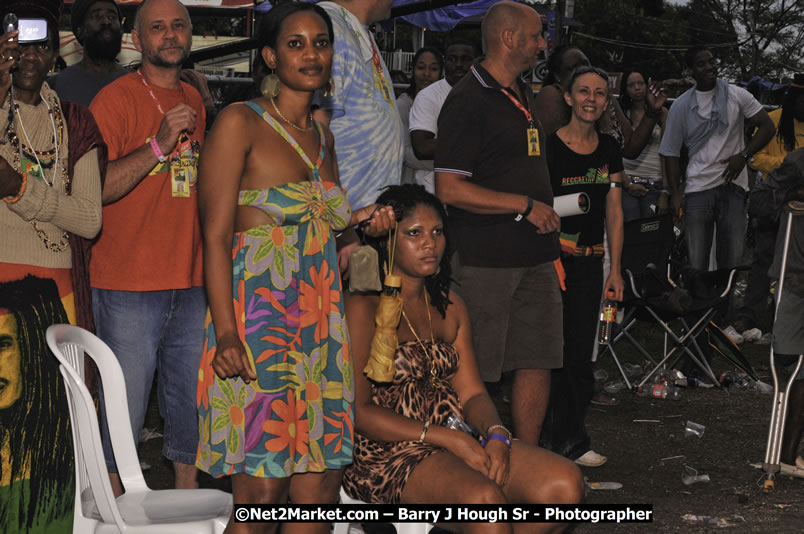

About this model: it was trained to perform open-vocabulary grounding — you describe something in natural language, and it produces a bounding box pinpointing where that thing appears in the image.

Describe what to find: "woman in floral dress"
[196,3,393,532]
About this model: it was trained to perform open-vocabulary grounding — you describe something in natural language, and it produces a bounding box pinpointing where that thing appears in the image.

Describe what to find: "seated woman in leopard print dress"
[343,185,583,533]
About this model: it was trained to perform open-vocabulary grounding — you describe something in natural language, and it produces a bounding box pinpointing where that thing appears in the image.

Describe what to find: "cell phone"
[17,18,48,43]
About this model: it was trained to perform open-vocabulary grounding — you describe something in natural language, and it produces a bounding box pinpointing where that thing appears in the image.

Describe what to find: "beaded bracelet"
[419,421,430,443]
[481,433,512,449]
[4,172,27,204]
[486,424,512,442]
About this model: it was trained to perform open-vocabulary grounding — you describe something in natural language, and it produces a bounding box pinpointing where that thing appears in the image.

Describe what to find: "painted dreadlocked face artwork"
[0,312,22,410]
[0,276,74,532]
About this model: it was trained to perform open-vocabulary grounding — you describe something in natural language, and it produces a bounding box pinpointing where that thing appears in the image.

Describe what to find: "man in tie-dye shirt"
[314,0,404,214]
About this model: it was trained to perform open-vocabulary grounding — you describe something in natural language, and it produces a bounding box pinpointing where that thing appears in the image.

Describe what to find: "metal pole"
[555,0,563,48]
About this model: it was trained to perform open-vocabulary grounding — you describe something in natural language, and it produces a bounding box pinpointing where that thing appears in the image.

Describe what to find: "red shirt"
[90,73,206,291]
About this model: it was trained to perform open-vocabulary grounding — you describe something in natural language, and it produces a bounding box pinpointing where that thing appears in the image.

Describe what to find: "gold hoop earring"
[323,77,335,97]
[261,72,280,99]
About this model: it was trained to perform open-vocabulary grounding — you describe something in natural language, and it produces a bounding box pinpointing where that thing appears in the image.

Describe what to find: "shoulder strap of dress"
[243,101,319,173]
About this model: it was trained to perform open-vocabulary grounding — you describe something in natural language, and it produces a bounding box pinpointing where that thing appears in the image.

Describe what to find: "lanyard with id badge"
[501,86,540,157]
[169,132,200,197]
[138,70,200,198]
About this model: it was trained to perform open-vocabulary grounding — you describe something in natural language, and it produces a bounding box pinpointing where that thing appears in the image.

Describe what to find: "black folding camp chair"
[597,214,746,388]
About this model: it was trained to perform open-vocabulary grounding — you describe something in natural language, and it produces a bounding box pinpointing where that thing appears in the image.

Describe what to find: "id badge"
[170,162,195,198]
[527,128,540,157]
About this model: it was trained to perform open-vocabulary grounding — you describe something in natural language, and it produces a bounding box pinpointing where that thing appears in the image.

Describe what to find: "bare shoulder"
[445,290,469,325]
[211,102,255,133]
[344,291,380,320]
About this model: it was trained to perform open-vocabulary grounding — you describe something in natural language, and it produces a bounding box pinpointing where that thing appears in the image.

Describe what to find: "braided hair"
[370,184,452,317]
[777,83,804,153]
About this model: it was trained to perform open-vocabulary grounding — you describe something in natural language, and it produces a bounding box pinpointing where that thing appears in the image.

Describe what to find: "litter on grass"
[684,420,706,438]
[682,465,710,485]
[681,514,745,528]
[585,479,623,491]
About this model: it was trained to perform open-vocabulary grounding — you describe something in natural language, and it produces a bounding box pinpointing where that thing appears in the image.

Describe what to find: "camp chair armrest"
[624,268,643,298]
[718,266,749,298]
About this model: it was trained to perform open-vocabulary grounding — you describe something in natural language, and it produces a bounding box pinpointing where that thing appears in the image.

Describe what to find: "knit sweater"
[1,83,102,269]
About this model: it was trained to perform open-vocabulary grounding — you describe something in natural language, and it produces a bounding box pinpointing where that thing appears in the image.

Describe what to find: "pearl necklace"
[270,96,313,133]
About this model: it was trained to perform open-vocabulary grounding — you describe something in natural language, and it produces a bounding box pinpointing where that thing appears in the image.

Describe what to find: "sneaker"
[723,325,744,344]
[742,328,762,342]
[757,332,772,345]
[575,450,608,467]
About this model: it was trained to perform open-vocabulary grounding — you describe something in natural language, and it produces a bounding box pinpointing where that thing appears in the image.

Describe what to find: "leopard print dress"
[342,339,463,504]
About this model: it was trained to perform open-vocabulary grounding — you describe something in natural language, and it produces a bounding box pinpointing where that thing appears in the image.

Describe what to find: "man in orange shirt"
[89,0,205,496]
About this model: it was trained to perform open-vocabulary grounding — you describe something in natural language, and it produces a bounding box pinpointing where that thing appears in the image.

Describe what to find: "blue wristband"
[483,432,512,448]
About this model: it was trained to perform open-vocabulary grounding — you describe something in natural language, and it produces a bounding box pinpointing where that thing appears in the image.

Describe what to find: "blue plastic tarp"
[394,0,502,31]
[255,0,507,31]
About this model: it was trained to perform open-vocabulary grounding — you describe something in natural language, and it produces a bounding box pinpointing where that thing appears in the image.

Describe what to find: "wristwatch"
[740,148,752,162]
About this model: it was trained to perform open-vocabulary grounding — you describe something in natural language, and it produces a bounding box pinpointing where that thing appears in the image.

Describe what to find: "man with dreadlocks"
[0,0,106,331]
[0,1,104,528]
[0,276,75,533]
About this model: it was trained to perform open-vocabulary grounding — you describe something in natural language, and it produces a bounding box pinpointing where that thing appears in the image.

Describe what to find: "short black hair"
[685,46,712,68]
[545,43,582,85]
[71,0,122,43]
[445,39,478,58]
[257,1,334,53]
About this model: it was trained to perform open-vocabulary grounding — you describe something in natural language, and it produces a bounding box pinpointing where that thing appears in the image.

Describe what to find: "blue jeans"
[93,287,206,471]
[684,182,747,271]
[622,190,662,223]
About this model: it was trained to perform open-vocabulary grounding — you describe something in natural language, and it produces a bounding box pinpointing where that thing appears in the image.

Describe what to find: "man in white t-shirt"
[659,47,775,271]
[409,40,476,192]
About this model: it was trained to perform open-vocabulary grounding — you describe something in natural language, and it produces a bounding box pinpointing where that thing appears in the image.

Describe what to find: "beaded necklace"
[7,89,70,251]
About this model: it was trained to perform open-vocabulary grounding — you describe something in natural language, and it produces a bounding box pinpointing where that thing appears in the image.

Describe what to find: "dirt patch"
[140,325,804,532]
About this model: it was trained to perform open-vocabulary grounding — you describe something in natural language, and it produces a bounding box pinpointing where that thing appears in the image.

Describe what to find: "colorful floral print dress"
[196,101,354,478]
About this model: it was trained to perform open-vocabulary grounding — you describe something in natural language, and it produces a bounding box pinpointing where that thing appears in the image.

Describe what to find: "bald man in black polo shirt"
[434,1,561,446]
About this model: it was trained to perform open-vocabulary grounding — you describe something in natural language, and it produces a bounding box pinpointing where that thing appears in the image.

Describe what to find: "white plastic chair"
[46,324,232,533]
[334,487,432,534]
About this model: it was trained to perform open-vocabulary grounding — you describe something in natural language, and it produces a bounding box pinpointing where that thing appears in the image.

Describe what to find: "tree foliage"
[567,0,801,82]
[690,0,804,79]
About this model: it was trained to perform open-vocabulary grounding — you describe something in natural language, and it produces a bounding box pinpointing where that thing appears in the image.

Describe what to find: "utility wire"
[573,31,739,51]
